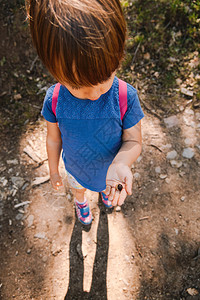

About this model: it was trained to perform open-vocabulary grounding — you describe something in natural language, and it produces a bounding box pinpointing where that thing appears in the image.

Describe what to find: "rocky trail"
[0,1,200,299]
[0,107,200,300]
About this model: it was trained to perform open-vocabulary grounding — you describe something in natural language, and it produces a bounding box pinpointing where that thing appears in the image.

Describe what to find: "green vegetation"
[120,0,200,113]
[126,0,199,56]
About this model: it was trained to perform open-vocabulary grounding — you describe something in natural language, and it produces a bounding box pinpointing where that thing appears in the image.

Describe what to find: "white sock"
[75,197,87,205]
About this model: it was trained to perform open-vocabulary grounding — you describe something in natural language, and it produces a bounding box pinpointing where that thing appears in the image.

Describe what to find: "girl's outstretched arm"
[113,120,142,167]
[105,121,142,206]
[46,121,63,190]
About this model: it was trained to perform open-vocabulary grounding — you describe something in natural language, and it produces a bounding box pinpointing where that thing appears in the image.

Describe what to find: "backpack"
[52,78,127,120]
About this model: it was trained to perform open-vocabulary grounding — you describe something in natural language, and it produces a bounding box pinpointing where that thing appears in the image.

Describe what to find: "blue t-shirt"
[41,76,144,192]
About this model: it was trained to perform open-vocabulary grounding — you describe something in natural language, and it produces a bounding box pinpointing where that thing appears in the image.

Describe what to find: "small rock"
[22,182,29,190]
[174,228,179,235]
[76,243,83,260]
[67,194,71,200]
[169,56,177,62]
[51,244,62,256]
[165,178,170,184]
[37,86,48,94]
[42,256,48,263]
[184,138,192,145]
[183,116,195,127]
[14,201,31,209]
[14,94,22,100]
[27,249,31,254]
[31,175,50,187]
[181,196,185,202]
[116,206,121,212]
[134,172,140,179]
[24,119,29,125]
[185,108,195,115]
[34,232,46,239]
[0,166,6,173]
[176,78,182,85]
[164,116,179,128]
[170,160,177,167]
[179,105,184,112]
[23,146,41,163]
[12,188,17,197]
[6,159,19,165]
[155,166,161,173]
[170,160,182,168]
[11,177,25,189]
[27,215,34,227]
[181,87,194,97]
[160,174,167,179]
[161,144,172,150]
[182,148,195,159]
[167,150,178,160]
[144,53,150,60]
[0,191,8,201]
[179,171,185,177]
[176,161,183,168]
[15,213,23,221]
[1,178,8,187]
[154,72,159,78]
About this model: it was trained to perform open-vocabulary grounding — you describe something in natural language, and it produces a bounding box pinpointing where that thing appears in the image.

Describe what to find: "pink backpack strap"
[52,83,61,116]
[118,78,127,121]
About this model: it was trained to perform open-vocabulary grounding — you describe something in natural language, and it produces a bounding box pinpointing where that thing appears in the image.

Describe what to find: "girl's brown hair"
[26,0,126,87]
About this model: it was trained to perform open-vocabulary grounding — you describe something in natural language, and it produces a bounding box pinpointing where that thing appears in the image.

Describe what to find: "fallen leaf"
[144,53,150,60]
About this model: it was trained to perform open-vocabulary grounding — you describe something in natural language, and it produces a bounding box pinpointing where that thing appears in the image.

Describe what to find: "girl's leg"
[66,170,86,201]
[66,170,92,224]
[72,187,92,225]
[71,187,86,203]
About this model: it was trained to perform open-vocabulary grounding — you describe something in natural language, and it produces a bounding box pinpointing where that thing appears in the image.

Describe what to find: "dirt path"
[0,108,200,300]
[0,2,200,299]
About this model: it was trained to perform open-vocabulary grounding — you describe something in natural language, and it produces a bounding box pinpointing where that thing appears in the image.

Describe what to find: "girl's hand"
[50,173,63,190]
[105,163,133,206]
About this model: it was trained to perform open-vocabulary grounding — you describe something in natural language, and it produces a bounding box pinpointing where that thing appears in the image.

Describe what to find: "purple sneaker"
[74,198,92,225]
[100,192,113,208]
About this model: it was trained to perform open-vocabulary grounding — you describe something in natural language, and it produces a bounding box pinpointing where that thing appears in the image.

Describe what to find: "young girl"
[26,0,144,225]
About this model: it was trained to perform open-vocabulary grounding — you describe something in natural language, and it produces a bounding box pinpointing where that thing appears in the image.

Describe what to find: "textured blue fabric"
[41,76,144,192]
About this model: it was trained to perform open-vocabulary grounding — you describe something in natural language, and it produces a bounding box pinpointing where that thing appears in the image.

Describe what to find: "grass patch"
[121,0,200,113]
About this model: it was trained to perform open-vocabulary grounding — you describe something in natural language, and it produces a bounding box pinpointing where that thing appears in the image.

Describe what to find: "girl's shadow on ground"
[65,194,110,300]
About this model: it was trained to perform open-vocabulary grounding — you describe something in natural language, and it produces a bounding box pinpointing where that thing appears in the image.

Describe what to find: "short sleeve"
[41,85,57,123]
[122,84,144,129]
